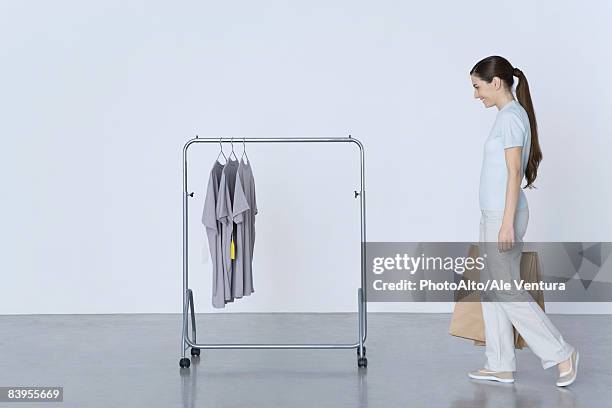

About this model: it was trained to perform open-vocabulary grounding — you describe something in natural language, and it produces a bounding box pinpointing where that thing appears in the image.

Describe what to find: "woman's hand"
[498,222,515,252]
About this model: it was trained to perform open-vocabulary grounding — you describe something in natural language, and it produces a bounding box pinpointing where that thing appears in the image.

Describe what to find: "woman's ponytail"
[513,68,542,189]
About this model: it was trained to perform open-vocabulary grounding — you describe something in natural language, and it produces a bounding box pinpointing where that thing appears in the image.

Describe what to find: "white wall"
[2,0,611,314]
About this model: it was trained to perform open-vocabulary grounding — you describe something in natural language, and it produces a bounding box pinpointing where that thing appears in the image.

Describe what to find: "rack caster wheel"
[356,346,366,357]
[357,357,368,367]
[191,348,200,356]
[179,358,191,368]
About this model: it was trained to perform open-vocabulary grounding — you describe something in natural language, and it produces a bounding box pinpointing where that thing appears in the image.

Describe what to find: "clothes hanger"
[216,137,227,164]
[228,137,238,161]
[240,137,249,164]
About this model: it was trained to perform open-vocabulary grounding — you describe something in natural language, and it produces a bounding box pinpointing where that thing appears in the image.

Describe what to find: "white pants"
[479,208,574,371]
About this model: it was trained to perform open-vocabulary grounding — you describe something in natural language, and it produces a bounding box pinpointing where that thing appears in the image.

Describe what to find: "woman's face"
[471,74,499,108]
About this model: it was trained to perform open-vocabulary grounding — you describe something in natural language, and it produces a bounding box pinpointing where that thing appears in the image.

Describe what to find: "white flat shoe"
[469,369,515,383]
[556,350,579,387]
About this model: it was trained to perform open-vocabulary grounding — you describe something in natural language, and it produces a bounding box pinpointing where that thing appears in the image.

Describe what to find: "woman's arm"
[499,146,523,251]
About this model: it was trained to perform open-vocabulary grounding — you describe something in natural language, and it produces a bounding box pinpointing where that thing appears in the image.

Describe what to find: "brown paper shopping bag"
[448,244,545,349]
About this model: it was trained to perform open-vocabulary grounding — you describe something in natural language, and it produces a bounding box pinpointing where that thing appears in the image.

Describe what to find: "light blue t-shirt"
[479,99,531,211]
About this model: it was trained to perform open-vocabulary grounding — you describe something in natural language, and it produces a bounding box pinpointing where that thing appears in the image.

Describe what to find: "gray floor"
[0,313,610,408]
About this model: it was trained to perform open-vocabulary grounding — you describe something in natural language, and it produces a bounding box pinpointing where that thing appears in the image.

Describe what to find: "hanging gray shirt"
[233,157,257,297]
[201,160,229,308]
[217,157,243,302]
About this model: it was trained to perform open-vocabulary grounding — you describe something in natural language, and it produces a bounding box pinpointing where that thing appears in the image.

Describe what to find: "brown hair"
[470,56,542,189]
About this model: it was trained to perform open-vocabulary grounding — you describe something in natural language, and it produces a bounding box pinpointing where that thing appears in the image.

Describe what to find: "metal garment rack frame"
[179,136,368,368]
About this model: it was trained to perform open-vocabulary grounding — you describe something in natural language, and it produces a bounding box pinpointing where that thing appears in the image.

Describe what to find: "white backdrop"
[2,1,611,314]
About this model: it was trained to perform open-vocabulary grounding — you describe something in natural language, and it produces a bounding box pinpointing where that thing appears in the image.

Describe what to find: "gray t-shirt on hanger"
[202,160,229,308]
[233,157,257,297]
[217,157,245,300]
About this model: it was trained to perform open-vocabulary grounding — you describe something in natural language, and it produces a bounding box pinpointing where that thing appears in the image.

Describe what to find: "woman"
[468,55,578,387]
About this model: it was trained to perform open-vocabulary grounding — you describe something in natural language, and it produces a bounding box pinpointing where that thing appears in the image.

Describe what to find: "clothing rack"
[179,136,368,368]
